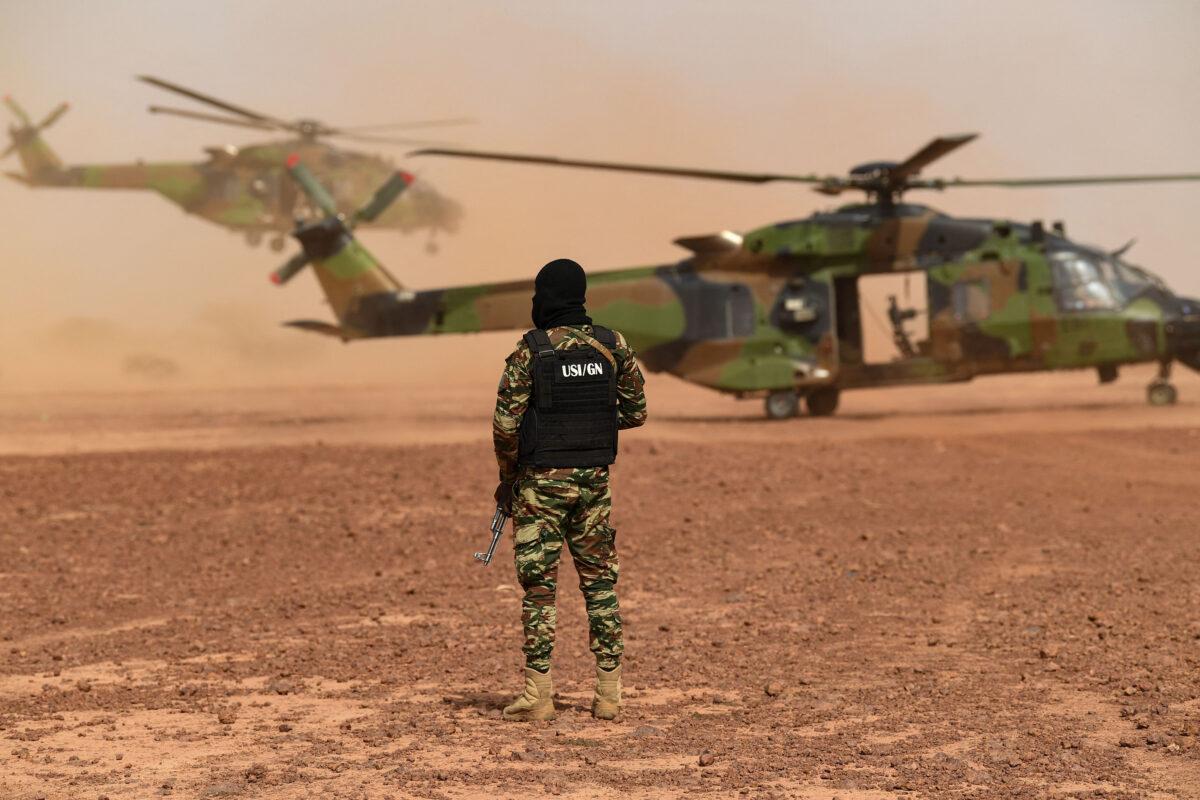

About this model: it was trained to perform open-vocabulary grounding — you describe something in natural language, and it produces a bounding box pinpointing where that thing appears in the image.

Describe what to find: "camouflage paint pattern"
[3,101,461,244]
[489,324,644,671]
[512,471,622,672]
[283,168,1200,406]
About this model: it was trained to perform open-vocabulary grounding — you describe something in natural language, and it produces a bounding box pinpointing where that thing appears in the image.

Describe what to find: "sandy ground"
[2,366,1199,799]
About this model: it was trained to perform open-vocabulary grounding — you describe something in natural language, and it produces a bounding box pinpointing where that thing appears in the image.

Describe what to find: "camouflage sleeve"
[614,331,647,430]
[493,340,533,484]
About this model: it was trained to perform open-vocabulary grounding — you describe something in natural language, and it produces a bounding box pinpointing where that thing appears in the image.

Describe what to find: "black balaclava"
[531,258,592,330]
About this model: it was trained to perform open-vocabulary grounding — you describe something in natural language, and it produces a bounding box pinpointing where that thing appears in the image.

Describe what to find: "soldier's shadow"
[440,692,591,715]
[440,691,509,711]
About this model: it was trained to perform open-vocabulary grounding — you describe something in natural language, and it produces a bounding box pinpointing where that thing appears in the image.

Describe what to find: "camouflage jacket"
[494,325,647,484]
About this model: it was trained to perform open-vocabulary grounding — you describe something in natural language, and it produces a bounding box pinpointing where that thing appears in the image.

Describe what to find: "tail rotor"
[269,154,413,286]
[2,97,68,160]
[269,251,312,286]
[355,170,415,225]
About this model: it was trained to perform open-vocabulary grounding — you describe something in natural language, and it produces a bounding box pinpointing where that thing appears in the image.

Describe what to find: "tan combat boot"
[592,664,622,720]
[502,667,556,721]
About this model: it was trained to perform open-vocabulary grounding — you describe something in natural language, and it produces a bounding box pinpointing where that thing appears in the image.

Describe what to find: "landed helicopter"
[273,135,1200,419]
[2,76,465,252]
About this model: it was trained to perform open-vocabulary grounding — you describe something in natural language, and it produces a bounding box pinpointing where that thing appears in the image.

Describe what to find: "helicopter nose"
[1166,296,1200,372]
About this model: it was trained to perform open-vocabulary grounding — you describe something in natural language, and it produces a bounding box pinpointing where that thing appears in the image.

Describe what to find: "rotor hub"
[296,119,323,139]
[849,161,900,178]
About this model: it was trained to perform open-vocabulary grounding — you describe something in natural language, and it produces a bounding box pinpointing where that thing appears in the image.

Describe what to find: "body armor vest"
[518,326,620,468]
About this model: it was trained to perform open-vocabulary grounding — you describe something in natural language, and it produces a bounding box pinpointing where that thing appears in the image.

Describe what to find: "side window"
[775,278,821,330]
[249,173,278,199]
[1051,253,1119,311]
[724,284,757,338]
[951,280,990,322]
[214,173,242,203]
[772,275,834,346]
[676,278,756,340]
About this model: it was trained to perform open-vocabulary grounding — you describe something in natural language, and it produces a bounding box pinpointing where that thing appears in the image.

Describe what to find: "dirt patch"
[1,380,1199,798]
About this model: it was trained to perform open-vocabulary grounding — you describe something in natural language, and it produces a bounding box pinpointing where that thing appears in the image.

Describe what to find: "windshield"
[1111,258,1167,295]
[1050,251,1166,312]
[1051,252,1121,311]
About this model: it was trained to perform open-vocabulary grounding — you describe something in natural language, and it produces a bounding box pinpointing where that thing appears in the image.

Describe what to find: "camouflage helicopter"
[1,76,466,252]
[272,135,1200,419]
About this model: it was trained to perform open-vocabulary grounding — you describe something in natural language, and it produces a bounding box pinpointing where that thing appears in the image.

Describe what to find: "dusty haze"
[4,8,1200,795]
[2,0,1199,393]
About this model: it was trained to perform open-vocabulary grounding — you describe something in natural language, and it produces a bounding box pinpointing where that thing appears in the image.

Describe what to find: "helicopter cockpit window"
[1111,259,1166,297]
[1050,252,1121,312]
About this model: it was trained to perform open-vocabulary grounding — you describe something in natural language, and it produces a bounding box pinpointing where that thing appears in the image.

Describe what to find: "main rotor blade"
[333,131,451,147]
[137,75,289,127]
[931,173,1200,189]
[891,133,979,181]
[148,105,278,131]
[410,148,829,185]
[336,117,477,133]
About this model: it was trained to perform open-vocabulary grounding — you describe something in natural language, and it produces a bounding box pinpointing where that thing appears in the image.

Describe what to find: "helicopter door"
[929,259,1030,366]
[832,276,861,365]
[857,272,930,363]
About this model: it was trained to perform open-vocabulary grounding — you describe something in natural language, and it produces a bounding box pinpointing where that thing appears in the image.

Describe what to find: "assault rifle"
[474,506,509,565]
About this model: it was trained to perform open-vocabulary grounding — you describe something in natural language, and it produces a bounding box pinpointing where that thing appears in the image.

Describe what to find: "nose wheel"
[1147,381,1178,406]
[1147,361,1178,406]
[765,389,800,420]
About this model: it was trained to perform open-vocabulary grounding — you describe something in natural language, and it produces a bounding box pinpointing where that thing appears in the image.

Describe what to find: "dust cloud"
[1,1,1198,392]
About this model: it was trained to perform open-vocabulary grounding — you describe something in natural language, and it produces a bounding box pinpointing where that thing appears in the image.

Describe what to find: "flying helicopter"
[272,135,1200,419]
[1,76,466,252]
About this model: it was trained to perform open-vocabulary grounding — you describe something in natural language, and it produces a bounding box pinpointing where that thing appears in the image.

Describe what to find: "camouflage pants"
[512,470,622,672]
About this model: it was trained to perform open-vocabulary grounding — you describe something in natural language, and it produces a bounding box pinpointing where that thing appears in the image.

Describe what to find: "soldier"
[492,258,647,722]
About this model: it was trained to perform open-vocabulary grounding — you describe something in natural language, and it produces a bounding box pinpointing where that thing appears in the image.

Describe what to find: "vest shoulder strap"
[523,329,555,410]
[591,325,617,348]
[588,325,621,374]
[522,329,554,359]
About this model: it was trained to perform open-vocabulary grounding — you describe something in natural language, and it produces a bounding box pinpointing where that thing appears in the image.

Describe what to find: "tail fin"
[273,156,411,339]
[3,96,68,183]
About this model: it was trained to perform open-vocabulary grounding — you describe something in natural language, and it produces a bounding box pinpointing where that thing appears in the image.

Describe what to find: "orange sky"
[1,0,1198,390]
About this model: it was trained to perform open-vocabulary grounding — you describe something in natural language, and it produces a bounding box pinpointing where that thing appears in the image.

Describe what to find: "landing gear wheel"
[805,387,840,417]
[764,390,800,420]
[1147,381,1178,406]
[269,236,286,252]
